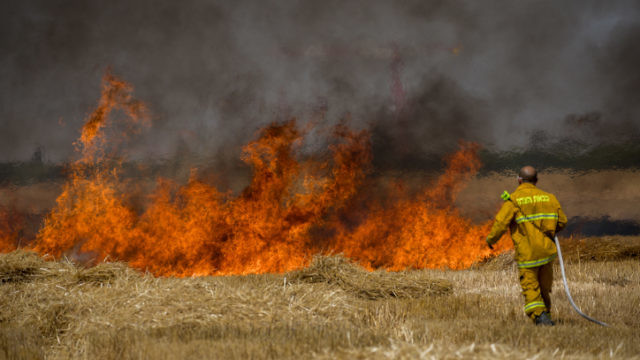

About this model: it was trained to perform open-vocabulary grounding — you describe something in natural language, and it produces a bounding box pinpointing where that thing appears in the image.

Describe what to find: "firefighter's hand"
[485,237,494,250]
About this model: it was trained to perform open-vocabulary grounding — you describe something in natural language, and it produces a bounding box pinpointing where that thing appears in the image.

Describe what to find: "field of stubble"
[1,236,639,360]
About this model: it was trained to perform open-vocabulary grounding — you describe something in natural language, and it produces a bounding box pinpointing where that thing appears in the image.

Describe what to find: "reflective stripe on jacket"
[486,183,567,268]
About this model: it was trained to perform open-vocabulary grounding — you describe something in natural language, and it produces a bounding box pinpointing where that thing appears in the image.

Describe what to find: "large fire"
[3,73,511,276]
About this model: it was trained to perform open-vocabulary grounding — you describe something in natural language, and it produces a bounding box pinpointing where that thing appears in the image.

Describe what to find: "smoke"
[1,0,639,166]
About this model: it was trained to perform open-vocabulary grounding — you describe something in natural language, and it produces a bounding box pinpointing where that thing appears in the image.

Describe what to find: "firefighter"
[486,166,567,326]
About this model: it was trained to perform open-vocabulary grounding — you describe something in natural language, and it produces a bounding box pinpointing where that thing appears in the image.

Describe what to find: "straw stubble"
[1,236,639,359]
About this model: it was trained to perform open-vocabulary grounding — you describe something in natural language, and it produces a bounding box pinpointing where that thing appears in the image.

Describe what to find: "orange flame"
[28,73,510,276]
[332,142,508,271]
[76,70,149,164]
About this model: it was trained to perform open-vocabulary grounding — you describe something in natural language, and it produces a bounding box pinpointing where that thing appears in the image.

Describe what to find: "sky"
[1,0,639,164]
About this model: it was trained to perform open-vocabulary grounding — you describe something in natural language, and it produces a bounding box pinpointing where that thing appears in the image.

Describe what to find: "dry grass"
[1,237,639,360]
[288,255,452,299]
[0,250,52,283]
[559,236,640,262]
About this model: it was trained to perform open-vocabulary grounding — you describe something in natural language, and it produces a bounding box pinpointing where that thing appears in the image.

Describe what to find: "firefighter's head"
[518,166,537,185]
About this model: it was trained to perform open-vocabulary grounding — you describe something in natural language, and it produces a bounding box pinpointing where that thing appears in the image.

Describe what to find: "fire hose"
[554,235,609,327]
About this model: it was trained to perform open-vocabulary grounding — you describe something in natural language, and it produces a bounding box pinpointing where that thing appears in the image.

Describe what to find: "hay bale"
[76,261,140,285]
[0,250,48,283]
[471,250,516,270]
[0,250,93,284]
[288,255,360,285]
[0,250,141,285]
[288,255,452,300]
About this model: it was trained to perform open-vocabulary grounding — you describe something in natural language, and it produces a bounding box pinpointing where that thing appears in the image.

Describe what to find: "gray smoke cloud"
[1,0,639,165]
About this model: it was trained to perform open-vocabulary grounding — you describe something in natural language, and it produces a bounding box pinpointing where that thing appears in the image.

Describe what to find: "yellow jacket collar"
[516,183,537,191]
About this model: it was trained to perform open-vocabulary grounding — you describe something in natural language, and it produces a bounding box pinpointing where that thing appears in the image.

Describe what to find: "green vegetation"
[479,140,640,173]
[4,140,639,186]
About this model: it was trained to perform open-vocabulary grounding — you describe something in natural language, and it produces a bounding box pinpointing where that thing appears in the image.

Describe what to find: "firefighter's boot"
[535,311,555,326]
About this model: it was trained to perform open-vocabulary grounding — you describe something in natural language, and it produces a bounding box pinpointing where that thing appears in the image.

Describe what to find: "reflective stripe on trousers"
[524,301,546,312]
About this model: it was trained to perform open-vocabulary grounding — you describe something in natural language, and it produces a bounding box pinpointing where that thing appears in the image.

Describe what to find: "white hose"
[555,235,609,327]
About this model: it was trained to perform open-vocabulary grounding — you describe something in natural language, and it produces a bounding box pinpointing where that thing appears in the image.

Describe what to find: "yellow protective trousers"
[519,261,553,321]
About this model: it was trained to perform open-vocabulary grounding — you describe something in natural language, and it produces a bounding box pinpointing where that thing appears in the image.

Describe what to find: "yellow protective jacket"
[486,183,567,268]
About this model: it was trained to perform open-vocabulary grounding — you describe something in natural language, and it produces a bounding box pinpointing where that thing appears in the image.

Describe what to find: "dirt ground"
[2,169,638,221]
[457,170,640,223]
[0,182,62,215]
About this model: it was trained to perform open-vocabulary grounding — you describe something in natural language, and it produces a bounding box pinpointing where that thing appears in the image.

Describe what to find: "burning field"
[1,74,639,359]
[0,73,509,274]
